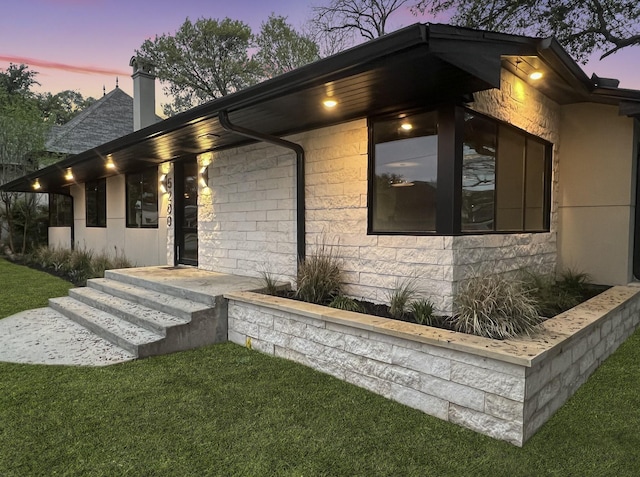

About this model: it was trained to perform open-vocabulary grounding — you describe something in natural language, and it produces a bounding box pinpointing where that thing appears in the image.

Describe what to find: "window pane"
[496,125,525,231]
[126,169,158,228]
[127,174,141,227]
[142,169,158,227]
[97,179,106,227]
[462,113,496,231]
[371,111,438,232]
[86,179,106,227]
[49,194,72,227]
[525,139,546,230]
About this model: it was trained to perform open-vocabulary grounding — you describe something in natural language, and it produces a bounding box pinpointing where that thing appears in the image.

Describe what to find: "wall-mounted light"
[198,152,212,189]
[199,165,209,189]
[159,174,168,194]
[529,71,543,80]
[32,179,41,190]
[105,157,116,170]
[400,122,413,131]
[64,168,74,181]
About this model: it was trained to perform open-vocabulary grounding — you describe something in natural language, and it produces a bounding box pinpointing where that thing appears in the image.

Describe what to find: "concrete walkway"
[0,308,135,366]
[0,266,268,367]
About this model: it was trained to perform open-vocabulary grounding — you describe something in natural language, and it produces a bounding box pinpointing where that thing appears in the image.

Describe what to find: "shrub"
[296,241,343,305]
[22,245,132,285]
[453,273,542,339]
[329,295,364,313]
[409,299,435,326]
[523,268,590,317]
[387,277,419,320]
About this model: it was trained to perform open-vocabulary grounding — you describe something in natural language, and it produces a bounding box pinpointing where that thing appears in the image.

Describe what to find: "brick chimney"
[129,56,156,131]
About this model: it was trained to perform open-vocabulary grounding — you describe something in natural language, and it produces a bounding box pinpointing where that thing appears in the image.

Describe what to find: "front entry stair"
[48,269,231,359]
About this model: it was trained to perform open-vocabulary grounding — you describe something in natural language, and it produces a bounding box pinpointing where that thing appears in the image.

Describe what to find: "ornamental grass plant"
[453,272,543,339]
[295,241,343,305]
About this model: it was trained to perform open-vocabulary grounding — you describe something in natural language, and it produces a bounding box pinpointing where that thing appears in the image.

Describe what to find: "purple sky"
[2,0,639,114]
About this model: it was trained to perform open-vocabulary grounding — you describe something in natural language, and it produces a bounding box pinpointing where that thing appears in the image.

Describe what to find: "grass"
[0,257,74,318]
[1,260,640,475]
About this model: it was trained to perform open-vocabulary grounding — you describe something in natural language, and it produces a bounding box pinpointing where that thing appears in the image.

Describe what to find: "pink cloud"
[0,55,127,76]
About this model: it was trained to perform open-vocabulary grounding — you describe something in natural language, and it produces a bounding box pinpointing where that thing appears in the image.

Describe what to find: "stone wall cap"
[225,285,640,368]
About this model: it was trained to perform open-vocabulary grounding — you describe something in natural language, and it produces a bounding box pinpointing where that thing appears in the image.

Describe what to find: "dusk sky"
[2,0,639,116]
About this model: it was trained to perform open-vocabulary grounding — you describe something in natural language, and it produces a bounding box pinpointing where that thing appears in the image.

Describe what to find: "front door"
[175,158,198,266]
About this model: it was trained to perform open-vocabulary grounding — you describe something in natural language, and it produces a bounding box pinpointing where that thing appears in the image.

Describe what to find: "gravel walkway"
[0,308,135,366]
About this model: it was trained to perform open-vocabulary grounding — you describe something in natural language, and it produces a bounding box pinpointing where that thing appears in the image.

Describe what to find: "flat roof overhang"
[3,23,638,194]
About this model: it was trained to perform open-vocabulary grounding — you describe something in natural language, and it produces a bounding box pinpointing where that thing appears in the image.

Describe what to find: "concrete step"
[49,297,163,358]
[87,278,210,322]
[69,287,190,336]
[105,268,219,306]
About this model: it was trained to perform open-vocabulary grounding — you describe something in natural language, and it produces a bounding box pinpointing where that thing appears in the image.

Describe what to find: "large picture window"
[369,107,551,235]
[370,111,438,233]
[85,178,106,227]
[49,194,72,227]
[126,168,158,228]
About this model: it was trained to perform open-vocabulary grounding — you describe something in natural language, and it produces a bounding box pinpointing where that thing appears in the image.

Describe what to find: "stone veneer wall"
[196,68,560,313]
[226,286,640,446]
[453,68,561,283]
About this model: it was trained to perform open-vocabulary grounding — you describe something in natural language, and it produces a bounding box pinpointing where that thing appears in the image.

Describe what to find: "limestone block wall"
[458,69,561,283]
[197,68,561,313]
[198,143,298,278]
[226,285,640,446]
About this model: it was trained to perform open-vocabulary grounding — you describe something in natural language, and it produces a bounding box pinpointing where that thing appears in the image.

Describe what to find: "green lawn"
[1,259,639,476]
[0,258,74,317]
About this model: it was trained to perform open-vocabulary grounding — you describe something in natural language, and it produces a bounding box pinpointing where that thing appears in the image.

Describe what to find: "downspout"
[218,110,306,265]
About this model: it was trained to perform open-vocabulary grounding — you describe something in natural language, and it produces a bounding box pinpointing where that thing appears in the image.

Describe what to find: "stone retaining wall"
[225,286,640,446]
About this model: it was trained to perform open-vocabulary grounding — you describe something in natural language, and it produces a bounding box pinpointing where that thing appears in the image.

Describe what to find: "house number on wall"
[166,175,173,227]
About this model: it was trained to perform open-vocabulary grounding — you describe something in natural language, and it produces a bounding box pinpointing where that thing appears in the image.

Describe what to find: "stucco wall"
[557,103,636,285]
[70,169,168,266]
[48,226,71,249]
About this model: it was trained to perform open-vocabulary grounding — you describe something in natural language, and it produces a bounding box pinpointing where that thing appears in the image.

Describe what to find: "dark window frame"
[125,167,159,229]
[49,193,73,227]
[85,178,106,228]
[367,105,552,236]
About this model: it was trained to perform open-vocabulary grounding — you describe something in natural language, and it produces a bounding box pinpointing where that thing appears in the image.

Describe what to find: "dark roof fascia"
[139,24,432,133]
[536,37,593,91]
[0,25,434,193]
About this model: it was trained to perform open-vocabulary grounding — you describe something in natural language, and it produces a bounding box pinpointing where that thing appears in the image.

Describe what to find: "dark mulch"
[274,289,456,330]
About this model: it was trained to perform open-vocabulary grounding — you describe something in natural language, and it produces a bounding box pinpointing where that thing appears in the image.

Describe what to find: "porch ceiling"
[2,23,636,195]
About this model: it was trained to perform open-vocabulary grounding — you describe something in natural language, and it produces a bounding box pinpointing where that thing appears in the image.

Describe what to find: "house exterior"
[2,24,640,314]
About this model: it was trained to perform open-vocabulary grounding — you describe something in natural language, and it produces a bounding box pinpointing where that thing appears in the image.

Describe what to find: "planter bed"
[225,285,640,446]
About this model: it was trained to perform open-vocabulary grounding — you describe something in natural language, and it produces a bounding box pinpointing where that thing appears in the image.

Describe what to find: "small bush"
[22,245,133,285]
[524,268,590,317]
[558,269,590,295]
[409,299,435,326]
[296,241,343,305]
[259,270,279,296]
[453,273,542,339]
[387,277,419,320]
[329,295,364,313]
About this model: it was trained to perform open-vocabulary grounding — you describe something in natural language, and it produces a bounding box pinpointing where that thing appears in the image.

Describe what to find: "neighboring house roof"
[3,23,640,194]
[45,87,135,155]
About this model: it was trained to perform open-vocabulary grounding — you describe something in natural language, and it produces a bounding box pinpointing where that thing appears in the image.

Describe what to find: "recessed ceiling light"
[323,99,338,108]
[529,71,543,80]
